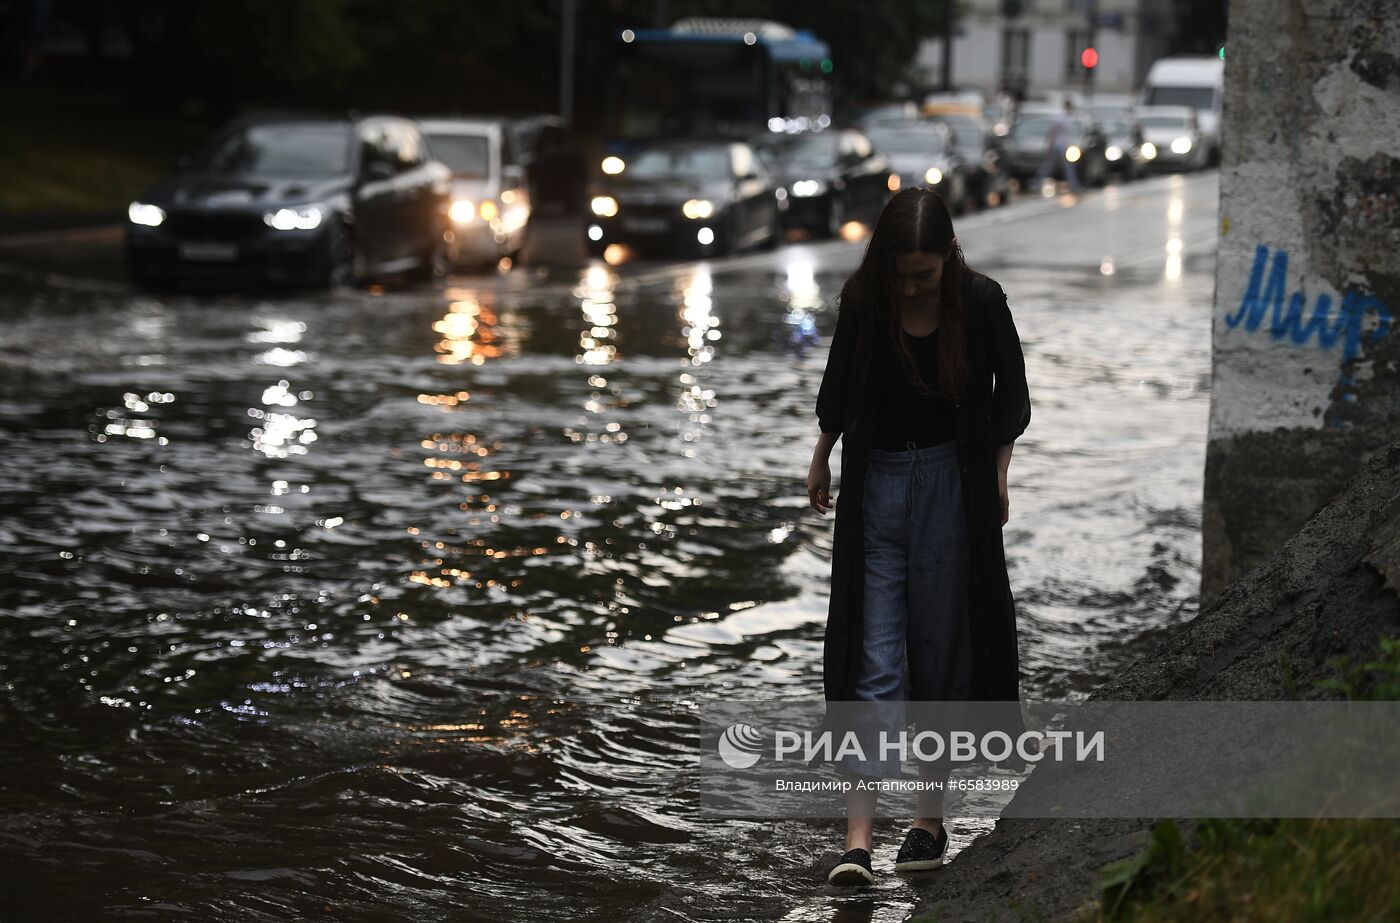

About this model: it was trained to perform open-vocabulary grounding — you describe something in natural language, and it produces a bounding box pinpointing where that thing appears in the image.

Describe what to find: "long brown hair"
[837,187,970,399]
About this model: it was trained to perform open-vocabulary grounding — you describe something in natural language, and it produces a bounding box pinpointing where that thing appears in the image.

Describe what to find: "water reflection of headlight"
[1141,142,1158,160]
[591,196,618,217]
[1106,145,1123,162]
[1171,137,1192,154]
[1064,145,1082,163]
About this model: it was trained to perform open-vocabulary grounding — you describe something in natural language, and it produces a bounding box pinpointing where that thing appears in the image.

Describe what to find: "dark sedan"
[125,116,452,289]
[1002,112,1111,188]
[756,129,892,237]
[865,123,976,214]
[586,140,783,259]
[1090,107,1149,181]
[932,114,1012,208]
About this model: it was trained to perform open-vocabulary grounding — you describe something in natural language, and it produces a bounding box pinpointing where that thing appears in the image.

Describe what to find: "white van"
[1140,56,1224,165]
[419,118,532,269]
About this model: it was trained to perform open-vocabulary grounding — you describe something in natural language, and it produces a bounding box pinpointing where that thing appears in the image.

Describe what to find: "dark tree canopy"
[22,0,955,124]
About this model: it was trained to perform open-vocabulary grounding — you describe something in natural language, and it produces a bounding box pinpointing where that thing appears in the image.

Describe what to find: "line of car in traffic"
[583,94,1210,261]
[584,114,1019,260]
[125,112,581,290]
[127,96,1214,286]
[999,97,1213,188]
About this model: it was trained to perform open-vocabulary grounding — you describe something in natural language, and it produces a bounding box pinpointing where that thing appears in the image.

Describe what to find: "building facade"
[917,0,1178,99]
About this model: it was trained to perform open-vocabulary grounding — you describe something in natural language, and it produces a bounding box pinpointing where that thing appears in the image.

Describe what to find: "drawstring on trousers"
[905,440,926,518]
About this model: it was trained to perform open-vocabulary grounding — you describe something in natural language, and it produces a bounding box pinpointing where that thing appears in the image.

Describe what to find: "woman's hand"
[808,456,834,515]
[996,442,1015,527]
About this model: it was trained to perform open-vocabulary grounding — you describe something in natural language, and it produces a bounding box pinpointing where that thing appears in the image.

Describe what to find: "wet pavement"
[0,173,1219,920]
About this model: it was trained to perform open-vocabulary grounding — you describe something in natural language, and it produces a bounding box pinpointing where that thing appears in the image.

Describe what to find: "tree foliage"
[48,0,954,119]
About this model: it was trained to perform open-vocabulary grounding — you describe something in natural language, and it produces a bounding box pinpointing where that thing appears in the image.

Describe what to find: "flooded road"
[0,173,1218,920]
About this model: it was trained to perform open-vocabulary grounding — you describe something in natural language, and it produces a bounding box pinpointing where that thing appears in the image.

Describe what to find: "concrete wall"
[1203,0,1399,600]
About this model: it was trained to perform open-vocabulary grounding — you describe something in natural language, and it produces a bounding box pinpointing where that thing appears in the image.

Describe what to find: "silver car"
[420,118,532,268]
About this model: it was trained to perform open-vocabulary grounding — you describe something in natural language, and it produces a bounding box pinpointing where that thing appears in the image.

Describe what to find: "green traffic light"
[1218,45,1225,60]
[820,58,834,74]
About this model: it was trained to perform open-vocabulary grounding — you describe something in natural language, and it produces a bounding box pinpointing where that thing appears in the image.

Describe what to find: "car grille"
[618,202,681,220]
[164,210,266,242]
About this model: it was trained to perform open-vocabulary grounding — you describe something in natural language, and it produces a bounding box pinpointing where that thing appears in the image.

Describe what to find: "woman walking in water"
[806,186,1031,887]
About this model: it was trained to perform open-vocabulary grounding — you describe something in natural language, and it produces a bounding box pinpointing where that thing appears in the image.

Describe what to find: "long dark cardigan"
[810,269,1032,766]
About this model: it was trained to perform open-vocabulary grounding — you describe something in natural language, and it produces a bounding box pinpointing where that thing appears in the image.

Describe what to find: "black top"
[869,328,956,449]
[815,277,1030,449]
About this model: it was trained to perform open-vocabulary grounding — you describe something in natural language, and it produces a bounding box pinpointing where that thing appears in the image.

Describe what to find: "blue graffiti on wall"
[1225,245,1392,362]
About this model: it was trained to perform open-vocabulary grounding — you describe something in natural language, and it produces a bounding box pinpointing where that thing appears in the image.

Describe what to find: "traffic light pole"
[1086,0,1097,97]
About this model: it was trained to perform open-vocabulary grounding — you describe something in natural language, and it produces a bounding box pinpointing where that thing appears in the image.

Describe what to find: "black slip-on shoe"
[894,825,947,872]
[826,847,874,887]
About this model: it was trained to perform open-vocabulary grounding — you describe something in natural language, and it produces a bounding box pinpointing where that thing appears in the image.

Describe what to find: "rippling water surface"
[0,182,1215,920]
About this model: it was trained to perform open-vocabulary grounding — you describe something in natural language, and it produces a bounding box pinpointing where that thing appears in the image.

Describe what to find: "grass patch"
[1081,635,1400,922]
[5,87,213,215]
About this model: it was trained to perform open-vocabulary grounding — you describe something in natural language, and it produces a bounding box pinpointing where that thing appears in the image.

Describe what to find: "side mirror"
[503,165,525,186]
[362,160,394,182]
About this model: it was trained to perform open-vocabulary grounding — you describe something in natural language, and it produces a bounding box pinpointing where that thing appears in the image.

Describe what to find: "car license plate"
[622,217,668,234]
[178,242,238,262]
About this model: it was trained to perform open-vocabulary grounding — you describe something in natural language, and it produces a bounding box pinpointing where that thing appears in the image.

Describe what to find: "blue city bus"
[601,19,834,143]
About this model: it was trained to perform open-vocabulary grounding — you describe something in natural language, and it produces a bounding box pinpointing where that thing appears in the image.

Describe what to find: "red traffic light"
[1081,47,1099,69]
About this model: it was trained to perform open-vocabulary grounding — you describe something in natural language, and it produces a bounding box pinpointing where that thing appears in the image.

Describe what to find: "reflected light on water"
[246,318,307,344]
[94,389,173,443]
[677,266,717,367]
[1165,237,1183,282]
[783,257,821,310]
[433,295,505,366]
[675,267,719,454]
[1167,196,1184,227]
[1102,185,1120,212]
[249,379,316,458]
[781,256,823,356]
[576,265,619,367]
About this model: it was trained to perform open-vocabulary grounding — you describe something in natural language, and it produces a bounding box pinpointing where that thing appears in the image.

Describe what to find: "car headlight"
[1106,145,1123,162]
[450,200,475,223]
[591,196,618,217]
[1141,142,1158,160]
[263,206,322,231]
[1065,145,1082,163]
[128,202,165,227]
[479,200,499,222]
[791,179,823,197]
[682,199,714,219]
[924,167,943,185]
[601,156,625,175]
[1170,137,1192,155]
